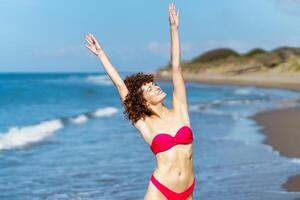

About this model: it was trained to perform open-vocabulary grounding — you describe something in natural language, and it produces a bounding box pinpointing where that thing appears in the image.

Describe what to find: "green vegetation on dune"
[157,47,300,75]
[287,60,300,72]
[244,48,266,57]
[190,48,240,63]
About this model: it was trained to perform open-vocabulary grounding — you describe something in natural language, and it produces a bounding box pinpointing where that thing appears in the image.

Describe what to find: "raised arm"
[85,33,128,102]
[169,3,188,113]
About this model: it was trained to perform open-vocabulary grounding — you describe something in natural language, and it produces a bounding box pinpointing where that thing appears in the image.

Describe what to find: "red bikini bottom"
[150,175,195,200]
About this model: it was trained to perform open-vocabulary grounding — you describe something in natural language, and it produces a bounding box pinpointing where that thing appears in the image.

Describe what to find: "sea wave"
[93,107,118,117]
[189,98,269,116]
[290,158,300,164]
[85,75,113,85]
[69,114,89,124]
[234,88,253,95]
[0,119,63,151]
[0,106,118,151]
[42,75,114,86]
[189,105,227,115]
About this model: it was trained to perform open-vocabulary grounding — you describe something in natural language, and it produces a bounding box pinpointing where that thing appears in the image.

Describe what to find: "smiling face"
[141,82,166,105]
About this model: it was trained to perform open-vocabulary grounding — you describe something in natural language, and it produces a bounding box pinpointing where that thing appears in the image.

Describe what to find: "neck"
[149,102,168,118]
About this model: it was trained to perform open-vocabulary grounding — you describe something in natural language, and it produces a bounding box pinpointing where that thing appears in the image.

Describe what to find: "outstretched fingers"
[173,3,176,15]
[173,3,179,16]
[85,37,93,46]
[85,44,92,50]
[169,3,173,14]
[168,4,174,21]
[85,36,93,48]
[169,2,178,18]
[86,34,94,44]
[89,34,97,43]
[89,33,101,49]
[85,33,96,53]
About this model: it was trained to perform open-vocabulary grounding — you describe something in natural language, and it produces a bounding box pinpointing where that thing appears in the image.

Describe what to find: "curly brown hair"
[122,72,158,125]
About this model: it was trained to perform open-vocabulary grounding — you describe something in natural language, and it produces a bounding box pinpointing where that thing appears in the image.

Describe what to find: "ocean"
[0,72,300,200]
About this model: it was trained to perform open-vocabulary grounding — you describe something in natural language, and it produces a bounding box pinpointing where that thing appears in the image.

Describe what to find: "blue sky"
[1,0,300,73]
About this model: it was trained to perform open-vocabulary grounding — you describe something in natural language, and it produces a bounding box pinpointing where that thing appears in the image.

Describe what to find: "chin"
[160,92,167,100]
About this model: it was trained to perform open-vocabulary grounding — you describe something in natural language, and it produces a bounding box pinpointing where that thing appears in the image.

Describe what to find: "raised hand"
[168,3,179,29]
[85,33,102,56]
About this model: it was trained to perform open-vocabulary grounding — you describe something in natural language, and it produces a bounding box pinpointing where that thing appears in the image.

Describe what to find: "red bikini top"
[150,125,193,155]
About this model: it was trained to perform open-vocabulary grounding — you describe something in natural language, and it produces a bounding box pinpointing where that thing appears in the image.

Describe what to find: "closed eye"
[147,83,157,93]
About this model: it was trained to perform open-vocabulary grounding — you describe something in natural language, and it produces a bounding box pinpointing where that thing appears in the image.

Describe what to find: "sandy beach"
[251,107,300,192]
[154,71,300,92]
[282,174,300,192]
[250,107,300,158]
[154,71,300,193]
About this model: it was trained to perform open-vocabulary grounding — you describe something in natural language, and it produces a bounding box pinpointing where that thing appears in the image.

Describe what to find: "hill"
[157,47,300,75]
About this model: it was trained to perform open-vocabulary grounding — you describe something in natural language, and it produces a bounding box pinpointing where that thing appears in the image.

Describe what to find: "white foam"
[261,144,282,156]
[203,108,226,115]
[211,100,223,104]
[189,105,200,112]
[232,113,242,120]
[290,158,300,164]
[86,75,112,85]
[0,106,119,151]
[69,115,88,124]
[0,119,63,151]
[189,105,226,115]
[226,100,243,105]
[234,88,252,95]
[94,107,118,117]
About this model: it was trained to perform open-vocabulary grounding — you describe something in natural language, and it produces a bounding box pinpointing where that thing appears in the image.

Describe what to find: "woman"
[85,3,195,200]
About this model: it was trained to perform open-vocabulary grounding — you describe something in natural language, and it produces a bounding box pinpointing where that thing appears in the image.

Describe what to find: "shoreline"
[250,107,300,193]
[153,71,300,92]
[154,71,300,193]
[249,107,300,158]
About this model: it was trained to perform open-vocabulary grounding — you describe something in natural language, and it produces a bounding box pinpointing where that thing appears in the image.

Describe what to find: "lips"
[156,88,162,95]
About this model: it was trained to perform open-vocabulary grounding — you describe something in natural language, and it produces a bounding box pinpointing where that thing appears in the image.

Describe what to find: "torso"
[138,106,195,193]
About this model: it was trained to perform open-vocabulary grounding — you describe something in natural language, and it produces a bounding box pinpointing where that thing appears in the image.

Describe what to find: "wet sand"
[250,107,300,158]
[282,174,300,192]
[251,107,300,193]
